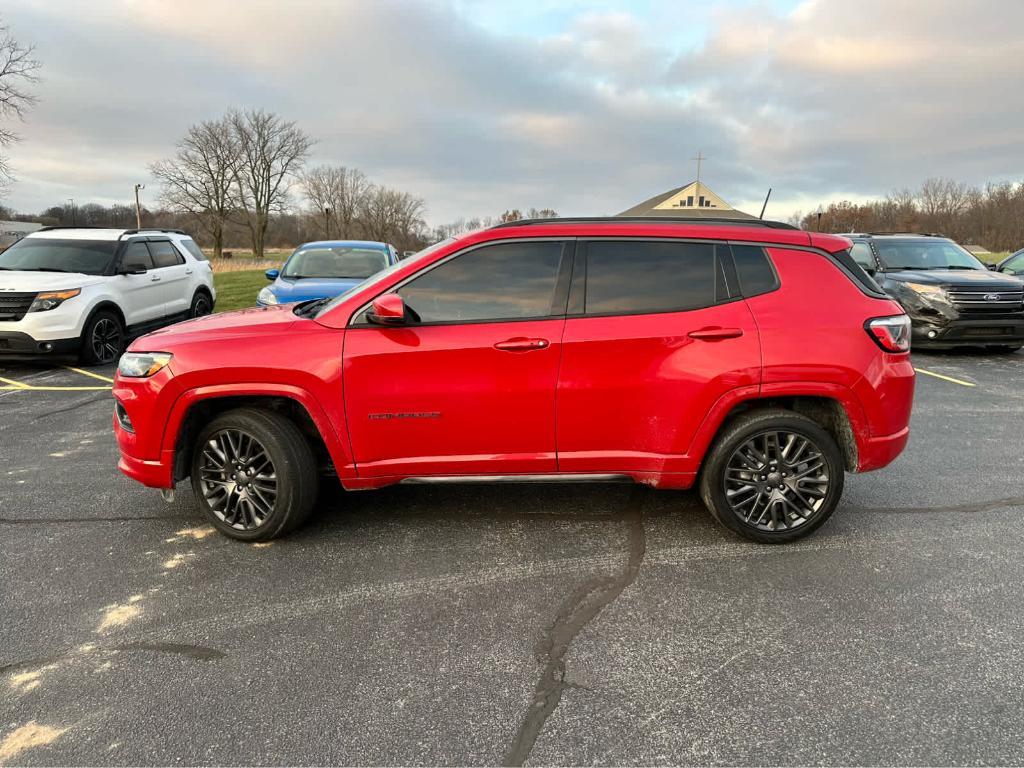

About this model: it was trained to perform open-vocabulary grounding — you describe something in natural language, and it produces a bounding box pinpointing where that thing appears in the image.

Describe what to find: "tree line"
[798,177,1024,251]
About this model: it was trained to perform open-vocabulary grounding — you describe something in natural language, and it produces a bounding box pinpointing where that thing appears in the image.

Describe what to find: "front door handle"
[150,275,162,282]
[688,327,743,341]
[494,337,550,352]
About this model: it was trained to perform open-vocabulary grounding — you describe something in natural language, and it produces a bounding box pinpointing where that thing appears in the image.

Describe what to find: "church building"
[617,179,756,221]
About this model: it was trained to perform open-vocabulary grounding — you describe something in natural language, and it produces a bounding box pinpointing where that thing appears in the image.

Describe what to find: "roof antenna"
[759,188,772,220]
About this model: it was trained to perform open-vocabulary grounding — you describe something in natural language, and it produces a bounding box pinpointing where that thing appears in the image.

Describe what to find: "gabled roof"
[618,180,756,220]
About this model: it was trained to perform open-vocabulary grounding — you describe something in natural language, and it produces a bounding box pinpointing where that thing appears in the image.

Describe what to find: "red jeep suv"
[113,218,915,543]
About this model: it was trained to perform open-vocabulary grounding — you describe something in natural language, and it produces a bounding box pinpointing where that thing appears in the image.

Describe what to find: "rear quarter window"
[730,244,779,297]
[179,238,208,261]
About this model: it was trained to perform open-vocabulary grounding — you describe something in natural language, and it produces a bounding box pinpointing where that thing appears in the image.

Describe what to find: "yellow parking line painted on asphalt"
[0,375,30,389]
[0,385,111,392]
[914,367,977,387]
[63,365,115,384]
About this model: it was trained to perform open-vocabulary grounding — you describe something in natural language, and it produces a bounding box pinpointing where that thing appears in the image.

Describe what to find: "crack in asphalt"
[0,515,186,524]
[30,393,111,420]
[848,496,1024,515]
[503,489,647,767]
[0,642,225,675]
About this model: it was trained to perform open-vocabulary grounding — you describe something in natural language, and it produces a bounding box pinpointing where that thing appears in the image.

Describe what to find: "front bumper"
[0,331,80,357]
[910,316,1024,348]
[117,449,174,489]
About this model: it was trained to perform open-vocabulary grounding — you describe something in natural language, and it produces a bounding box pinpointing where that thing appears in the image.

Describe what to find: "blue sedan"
[257,240,399,306]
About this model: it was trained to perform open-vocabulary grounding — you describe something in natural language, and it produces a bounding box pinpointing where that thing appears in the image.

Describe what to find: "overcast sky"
[3,0,1023,225]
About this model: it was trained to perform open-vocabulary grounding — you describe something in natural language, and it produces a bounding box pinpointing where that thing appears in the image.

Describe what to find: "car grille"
[0,292,37,321]
[947,286,1024,315]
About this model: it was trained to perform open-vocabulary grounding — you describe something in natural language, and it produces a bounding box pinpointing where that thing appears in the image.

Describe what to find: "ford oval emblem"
[984,293,1001,301]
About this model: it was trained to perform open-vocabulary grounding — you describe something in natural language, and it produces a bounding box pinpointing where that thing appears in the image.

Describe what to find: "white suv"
[0,227,215,365]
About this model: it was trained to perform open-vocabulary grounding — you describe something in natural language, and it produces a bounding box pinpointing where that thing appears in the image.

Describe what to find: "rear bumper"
[0,331,79,357]
[857,426,910,472]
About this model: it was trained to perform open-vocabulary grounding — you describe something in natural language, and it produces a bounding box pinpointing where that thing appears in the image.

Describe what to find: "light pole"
[134,184,145,229]
[324,207,331,239]
[66,198,76,226]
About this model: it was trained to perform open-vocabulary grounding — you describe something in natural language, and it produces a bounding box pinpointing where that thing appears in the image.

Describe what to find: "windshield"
[0,238,119,275]
[281,246,389,279]
[313,238,456,319]
[874,239,985,271]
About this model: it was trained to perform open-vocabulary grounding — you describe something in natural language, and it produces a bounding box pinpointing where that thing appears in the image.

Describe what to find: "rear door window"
[148,240,185,268]
[582,241,718,315]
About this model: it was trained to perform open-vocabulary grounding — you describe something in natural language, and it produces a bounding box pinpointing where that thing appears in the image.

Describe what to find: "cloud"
[2,0,1023,223]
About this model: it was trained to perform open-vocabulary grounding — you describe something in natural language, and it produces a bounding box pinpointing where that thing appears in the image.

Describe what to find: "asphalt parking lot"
[2,351,1023,766]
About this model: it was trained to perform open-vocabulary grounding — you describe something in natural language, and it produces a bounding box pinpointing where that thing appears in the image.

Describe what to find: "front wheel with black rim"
[79,310,124,366]
[190,407,318,541]
[699,409,845,544]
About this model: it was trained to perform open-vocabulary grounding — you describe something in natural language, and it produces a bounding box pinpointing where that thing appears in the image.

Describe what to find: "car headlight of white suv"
[257,287,279,305]
[29,288,81,312]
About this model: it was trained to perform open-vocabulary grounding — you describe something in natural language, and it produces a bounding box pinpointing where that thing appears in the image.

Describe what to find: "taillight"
[865,315,911,353]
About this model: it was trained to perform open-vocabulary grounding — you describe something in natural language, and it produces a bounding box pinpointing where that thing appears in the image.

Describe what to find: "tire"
[79,310,125,366]
[698,409,845,544]
[189,290,213,319]
[189,407,318,541]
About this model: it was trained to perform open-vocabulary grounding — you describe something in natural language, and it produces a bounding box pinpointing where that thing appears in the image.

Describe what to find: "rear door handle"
[688,327,743,341]
[150,275,162,282]
[185,268,194,275]
[494,337,550,352]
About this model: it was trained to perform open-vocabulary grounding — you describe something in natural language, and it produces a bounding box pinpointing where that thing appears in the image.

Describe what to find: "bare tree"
[150,118,241,258]
[0,21,41,189]
[229,108,314,258]
[301,165,370,238]
[358,185,426,249]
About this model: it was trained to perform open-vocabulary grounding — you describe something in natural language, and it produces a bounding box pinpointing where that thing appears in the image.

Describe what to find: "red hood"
[128,304,298,351]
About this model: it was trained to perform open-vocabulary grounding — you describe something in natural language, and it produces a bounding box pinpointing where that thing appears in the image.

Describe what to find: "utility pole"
[324,207,331,239]
[66,198,76,226]
[134,184,145,229]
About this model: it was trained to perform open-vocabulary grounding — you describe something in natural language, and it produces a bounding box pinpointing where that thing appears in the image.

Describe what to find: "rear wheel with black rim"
[79,310,124,366]
[699,409,844,544]
[190,407,318,541]
[189,291,212,318]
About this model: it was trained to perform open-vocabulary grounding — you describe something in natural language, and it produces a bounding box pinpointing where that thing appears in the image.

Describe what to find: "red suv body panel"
[113,222,914,493]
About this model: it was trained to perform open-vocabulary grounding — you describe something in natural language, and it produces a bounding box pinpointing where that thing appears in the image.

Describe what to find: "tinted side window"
[180,238,208,261]
[850,242,875,270]
[731,245,778,296]
[1002,253,1024,275]
[584,241,716,315]
[398,241,564,323]
[148,241,185,268]
[121,241,154,271]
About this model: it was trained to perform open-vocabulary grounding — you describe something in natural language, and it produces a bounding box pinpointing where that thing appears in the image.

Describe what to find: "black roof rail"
[121,227,187,236]
[37,225,113,232]
[490,216,800,231]
[844,231,947,238]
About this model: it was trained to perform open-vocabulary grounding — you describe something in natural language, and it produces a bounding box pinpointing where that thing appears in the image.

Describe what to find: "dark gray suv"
[844,233,1024,352]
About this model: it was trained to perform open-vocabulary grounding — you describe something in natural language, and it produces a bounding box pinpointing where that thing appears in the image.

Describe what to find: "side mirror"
[265,268,280,280]
[367,294,407,325]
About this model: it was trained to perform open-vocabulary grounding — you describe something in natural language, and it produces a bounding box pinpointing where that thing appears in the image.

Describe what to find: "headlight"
[118,352,173,378]
[257,287,279,305]
[28,288,81,312]
[903,282,943,295]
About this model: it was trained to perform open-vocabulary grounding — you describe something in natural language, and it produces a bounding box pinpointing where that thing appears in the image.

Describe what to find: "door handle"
[688,327,743,341]
[150,275,162,282]
[494,337,550,352]
[185,268,194,275]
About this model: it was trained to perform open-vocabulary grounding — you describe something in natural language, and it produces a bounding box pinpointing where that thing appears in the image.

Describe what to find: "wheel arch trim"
[160,383,355,482]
